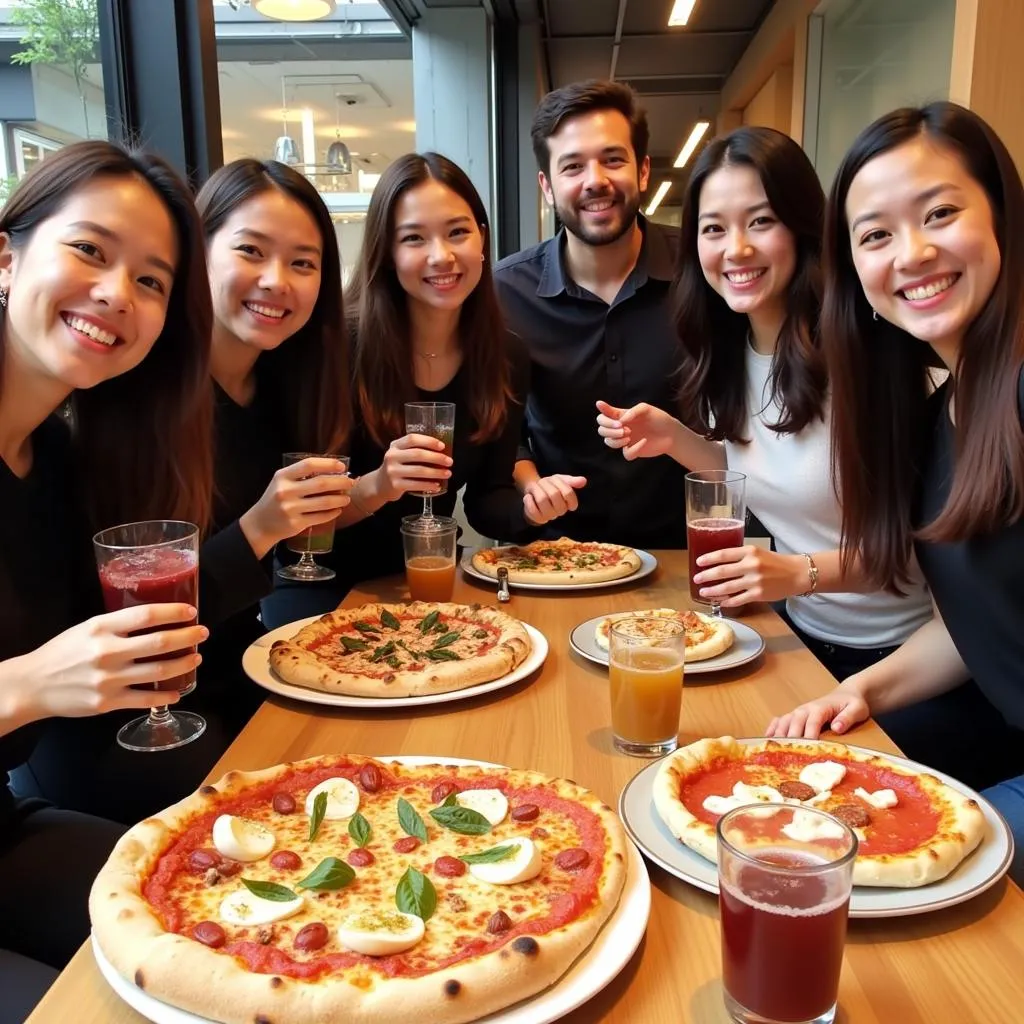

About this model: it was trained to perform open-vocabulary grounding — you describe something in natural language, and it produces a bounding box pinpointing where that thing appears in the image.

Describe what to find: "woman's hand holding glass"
[3,605,207,726]
[241,457,352,560]
[367,434,453,503]
[522,474,587,525]
[596,400,682,460]
[692,547,810,608]
[766,686,871,740]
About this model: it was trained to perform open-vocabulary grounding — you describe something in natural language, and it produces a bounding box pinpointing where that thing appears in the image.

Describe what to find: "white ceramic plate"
[242,617,548,709]
[92,755,651,1024]
[461,547,658,591]
[569,615,765,676]
[618,737,1014,918]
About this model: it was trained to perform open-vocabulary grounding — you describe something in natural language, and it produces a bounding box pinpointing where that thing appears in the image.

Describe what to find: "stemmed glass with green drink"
[276,453,350,582]
[404,402,455,520]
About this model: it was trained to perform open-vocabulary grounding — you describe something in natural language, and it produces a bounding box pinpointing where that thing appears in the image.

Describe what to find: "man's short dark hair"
[531,79,650,175]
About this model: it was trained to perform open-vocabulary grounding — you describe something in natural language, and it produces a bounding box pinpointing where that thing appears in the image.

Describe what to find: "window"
[0,0,106,195]
[213,0,413,280]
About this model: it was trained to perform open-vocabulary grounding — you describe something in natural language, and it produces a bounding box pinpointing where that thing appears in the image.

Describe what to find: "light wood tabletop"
[29,551,1024,1024]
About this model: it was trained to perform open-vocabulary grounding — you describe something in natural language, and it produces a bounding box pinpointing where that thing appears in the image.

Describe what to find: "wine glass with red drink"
[685,470,747,618]
[93,520,205,752]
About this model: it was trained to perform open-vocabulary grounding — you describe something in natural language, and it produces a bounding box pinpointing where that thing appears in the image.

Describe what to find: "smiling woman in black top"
[767,103,1024,884]
[0,141,212,1018]
[265,152,577,623]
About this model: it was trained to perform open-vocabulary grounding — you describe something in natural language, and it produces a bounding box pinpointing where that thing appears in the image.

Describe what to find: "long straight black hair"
[196,159,350,454]
[824,102,1024,591]
[674,126,827,442]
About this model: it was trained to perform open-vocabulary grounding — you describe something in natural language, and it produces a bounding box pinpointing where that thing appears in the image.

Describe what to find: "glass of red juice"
[685,470,746,617]
[93,520,205,753]
[717,804,857,1024]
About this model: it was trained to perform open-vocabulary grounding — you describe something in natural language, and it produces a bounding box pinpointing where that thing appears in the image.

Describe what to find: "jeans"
[982,774,1024,887]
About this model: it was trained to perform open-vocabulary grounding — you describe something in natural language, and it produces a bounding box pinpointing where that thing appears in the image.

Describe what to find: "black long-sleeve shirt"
[315,333,532,590]
[493,218,688,549]
[0,416,99,824]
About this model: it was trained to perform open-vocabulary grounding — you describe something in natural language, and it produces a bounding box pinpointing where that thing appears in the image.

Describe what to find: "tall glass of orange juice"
[608,618,685,756]
[401,515,458,602]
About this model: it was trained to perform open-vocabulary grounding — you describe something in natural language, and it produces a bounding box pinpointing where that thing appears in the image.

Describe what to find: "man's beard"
[556,187,642,247]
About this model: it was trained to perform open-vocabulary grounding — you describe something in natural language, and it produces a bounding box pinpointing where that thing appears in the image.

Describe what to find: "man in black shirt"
[494,79,686,549]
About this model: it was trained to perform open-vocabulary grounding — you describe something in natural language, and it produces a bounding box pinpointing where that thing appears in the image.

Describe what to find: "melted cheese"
[854,786,898,809]
[798,761,847,794]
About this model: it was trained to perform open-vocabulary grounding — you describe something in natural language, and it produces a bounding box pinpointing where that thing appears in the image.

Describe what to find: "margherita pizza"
[594,609,734,662]
[268,602,531,698]
[471,538,642,585]
[90,755,628,1024]
[653,737,986,887]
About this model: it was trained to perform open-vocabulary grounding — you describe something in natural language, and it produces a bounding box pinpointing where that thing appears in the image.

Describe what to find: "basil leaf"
[341,635,370,653]
[353,621,381,635]
[429,805,492,835]
[370,640,396,663]
[297,856,355,891]
[397,797,428,841]
[472,628,490,639]
[431,631,460,649]
[458,844,518,865]
[396,867,437,921]
[386,655,401,669]
[380,609,402,631]
[418,610,440,634]
[307,790,327,842]
[441,792,458,808]
[241,878,298,902]
[424,648,461,662]
[433,621,448,634]
[348,812,371,848]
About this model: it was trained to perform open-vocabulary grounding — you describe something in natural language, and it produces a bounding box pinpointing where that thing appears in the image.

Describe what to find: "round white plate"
[569,615,765,675]
[461,547,658,592]
[618,737,1014,918]
[92,754,651,1024]
[243,617,548,709]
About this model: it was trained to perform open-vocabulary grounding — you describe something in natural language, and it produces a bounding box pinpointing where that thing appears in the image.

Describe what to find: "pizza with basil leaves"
[471,538,642,585]
[90,754,628,1024]
[267,602,532,698]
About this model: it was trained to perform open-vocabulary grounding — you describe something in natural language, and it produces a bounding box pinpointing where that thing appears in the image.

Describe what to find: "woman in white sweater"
[597,126,932,682]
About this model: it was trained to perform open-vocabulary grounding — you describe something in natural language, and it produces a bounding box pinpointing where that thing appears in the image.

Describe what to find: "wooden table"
[29,552,1024,1023]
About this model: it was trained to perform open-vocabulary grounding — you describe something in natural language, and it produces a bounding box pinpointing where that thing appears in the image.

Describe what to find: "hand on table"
[523,474,587,525]
[766,690,870,739]
[596,400,681,460]
[11,605,208,720]
[693,547,807,609]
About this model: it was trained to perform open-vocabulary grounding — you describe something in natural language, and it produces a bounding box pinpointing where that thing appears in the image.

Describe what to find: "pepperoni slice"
[432,781,458,805]
[270,851,301,871]
[554,848,590,871]
[294,922,329,952]
[434,855,467,877]
[778,781,816,802]
[510,804,539,822]
[832,804,871,829]
[188,849,219,872]
[347,848,375,868]
[393,836,420,853]
[272,792,297,814]
[193,921,226,948]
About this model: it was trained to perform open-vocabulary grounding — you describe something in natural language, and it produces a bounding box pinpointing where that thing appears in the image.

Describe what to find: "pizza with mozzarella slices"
[267,602,531,698]
[594,608,734,662]
[90,754,628,1024]
[652,737,986,887]
[470,537,642,585]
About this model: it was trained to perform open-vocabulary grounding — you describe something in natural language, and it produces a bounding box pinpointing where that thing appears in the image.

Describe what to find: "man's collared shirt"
[494,217,687,549]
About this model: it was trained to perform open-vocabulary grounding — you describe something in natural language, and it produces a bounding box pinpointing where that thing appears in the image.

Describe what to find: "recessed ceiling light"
[668,0,698,26]
[673,121,711,168]
[252,0,335,22]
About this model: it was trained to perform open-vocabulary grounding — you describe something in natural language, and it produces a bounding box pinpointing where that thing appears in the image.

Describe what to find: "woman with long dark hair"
[597,127,931,680]
[265,152,577,622]
[0,141,212,1016]
[768,103,1024,880]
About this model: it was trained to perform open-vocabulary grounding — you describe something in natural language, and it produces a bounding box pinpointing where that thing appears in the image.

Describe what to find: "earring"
[0,287,7,309]
[480,253,485,262]
[872,309,878,321]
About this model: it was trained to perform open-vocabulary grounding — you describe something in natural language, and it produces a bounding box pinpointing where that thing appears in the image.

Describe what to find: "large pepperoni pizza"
[653,737,986,887]
[90,754,628,1024]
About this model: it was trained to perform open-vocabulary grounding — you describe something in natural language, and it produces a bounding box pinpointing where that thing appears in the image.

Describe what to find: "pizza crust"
[594,609,734,662]
[471,538,642,586]
[268,602,531,698]
[90,756,629,1024]
[653,737,987,888]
